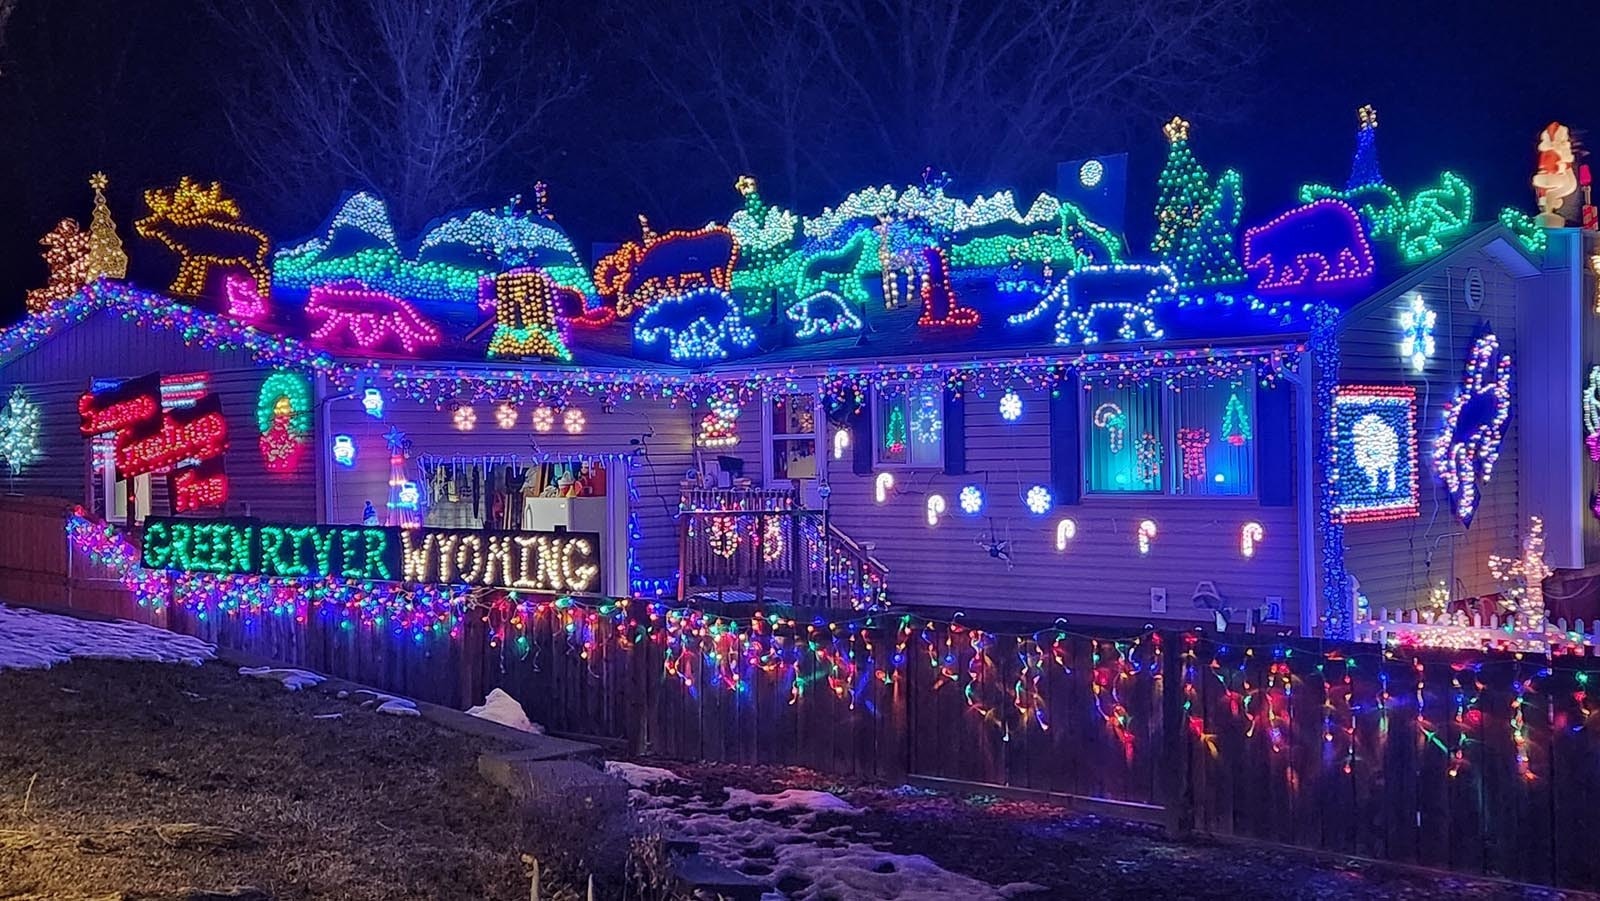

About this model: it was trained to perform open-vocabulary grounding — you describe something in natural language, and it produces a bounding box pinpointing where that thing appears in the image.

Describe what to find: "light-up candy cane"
[875,471,895,503]
[1137,519,1157,555]
[833,428,851,460]
[1056,518,1077,551]
[1093,402,1127,452]
[926,494,946,526]
[1241,522,1264,558]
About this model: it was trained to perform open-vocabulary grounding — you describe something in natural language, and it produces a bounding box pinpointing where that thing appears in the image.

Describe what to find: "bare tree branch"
[213,0,584,236]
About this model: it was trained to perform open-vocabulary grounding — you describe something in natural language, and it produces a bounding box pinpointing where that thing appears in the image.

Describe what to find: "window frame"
[870,380,945,470]
[761,383,827,483]
[1081,376,1259,500]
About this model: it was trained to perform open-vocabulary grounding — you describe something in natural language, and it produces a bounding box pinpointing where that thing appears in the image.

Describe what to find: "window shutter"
[943,387,965,475]
[1258,381,1293,506]
[851,398,874,475]
[1050,374,1081,505]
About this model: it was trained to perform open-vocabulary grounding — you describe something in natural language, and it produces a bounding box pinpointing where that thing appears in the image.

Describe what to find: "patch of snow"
[349,688,420,717]
[631,780,1032,900]
[604,760,684,788]
[465,688,544,733]
[722,787,862,818]
[238,665,326,691]
[0,604,214,671]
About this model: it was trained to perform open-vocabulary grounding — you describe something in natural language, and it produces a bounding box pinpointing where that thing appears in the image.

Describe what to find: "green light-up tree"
[1151,117,1244,288]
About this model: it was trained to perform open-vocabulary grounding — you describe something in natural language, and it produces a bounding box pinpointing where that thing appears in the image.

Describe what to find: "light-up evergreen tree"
[85,172,129,281]
[1152,117,1244,288]
[1347,105,1382,189]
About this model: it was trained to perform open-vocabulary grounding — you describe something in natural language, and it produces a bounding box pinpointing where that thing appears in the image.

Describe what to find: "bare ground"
[0,659,565,901]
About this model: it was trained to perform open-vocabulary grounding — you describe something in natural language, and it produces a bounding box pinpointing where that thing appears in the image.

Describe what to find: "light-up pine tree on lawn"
[1151,117,1244,289]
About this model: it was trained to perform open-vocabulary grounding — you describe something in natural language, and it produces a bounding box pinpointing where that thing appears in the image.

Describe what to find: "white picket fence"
[1354,606,1593,655]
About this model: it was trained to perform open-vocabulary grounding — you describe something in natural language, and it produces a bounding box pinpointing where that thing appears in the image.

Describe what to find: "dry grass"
[0,660,550,901]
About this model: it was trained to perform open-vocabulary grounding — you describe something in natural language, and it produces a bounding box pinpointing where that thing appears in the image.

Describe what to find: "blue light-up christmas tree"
[1347,105,1383,189]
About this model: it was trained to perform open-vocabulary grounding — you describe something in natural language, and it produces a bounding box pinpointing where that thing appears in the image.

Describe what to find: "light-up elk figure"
[1489,517,1553,635]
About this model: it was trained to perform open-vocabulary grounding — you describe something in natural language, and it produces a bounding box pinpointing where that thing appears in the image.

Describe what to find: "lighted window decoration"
[697,394,740,449]
[563,408,586,434]
[480,267,575,361]
[1025,485,1053,515]
[875,382,943,467]
[785,291,864,341]
[1093,402,1127,452]
[1176,427,1211,481]
[134,177,270,295]
[875,472,895,503]
[1398,292,1436,373]
[1218,394,1251,447]
[1433,335,1513,526]
[926,494,946,527]
[24,218,93,314]
[1055,518,1077,551]
[1242,199,1374,292]
[595,219,739,319]
[332,435,356,467]
[1135,435,1162,486]
[256,371,312,474]
[634,289,757,363]
[494,403,518,429]
[453,405,477,431]
[531,406,555,433]
[1137,519,1157,555]
[83,172,128,282]
[362,388,385,419]
[958,485,983,514]
[999,390,1023,422]
[1009,263,1173,346]
[223,274,268,322]
[0,387,43,477]
[1329,384,1419,524]
[305,282,442,355]
[1240,522,1264,558]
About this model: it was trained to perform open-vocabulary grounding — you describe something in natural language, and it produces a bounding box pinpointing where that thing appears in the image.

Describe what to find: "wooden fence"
[10,497,1600,890]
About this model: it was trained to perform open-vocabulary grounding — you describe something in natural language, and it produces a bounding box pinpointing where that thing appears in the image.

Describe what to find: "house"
[1,112,1594,641]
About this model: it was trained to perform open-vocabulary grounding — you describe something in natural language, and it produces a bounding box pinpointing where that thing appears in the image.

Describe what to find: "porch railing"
[677,490,887,609]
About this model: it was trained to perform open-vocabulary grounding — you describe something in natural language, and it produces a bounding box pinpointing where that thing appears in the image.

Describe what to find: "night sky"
[0,0,1591,325]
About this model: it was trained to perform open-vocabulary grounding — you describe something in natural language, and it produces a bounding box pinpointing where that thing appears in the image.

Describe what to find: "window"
[767,391,823,481]
[1084,376,1256,497]
[874,381,943,468]
[1085,383,1163,492]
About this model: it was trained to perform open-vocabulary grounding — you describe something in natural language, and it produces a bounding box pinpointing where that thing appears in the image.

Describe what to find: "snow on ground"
[238,665,326,691]
[604,760,686,788]
[465,687,544,733]
[616,760,1043,901]
[0,603,214,671]
[340,687,420,717]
